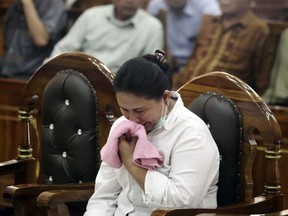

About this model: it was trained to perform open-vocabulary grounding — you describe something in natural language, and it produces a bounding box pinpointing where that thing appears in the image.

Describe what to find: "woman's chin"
[143,122,153,131]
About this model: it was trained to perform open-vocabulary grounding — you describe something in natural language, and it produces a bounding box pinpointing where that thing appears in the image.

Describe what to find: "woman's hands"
[118,134,148,190]
[118,135,137,168]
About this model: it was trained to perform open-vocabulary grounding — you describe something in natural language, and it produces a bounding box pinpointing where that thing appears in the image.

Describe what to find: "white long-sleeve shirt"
[84,92,219,216]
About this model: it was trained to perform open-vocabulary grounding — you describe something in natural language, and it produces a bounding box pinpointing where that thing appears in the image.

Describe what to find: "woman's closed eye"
[120,106,147,114]
[134,109,146,113]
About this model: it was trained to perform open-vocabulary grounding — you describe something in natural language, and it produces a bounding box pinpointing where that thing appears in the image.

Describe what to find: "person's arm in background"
[21,0,49,47]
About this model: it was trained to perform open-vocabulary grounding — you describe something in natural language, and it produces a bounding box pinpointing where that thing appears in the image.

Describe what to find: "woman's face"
[116,91,165,131]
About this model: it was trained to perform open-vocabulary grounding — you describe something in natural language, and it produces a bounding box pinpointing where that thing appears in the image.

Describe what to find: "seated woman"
[84,49,220,216]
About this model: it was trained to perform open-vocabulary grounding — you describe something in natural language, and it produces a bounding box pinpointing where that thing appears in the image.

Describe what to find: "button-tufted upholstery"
[188,92,242,206]
[41,70,100,185]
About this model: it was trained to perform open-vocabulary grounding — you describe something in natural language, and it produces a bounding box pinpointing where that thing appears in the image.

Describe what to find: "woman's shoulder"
[173,105,209,130]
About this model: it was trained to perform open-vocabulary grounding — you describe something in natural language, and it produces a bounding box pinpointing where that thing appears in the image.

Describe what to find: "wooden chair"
[151,71,285,216]
[0,52,121,216]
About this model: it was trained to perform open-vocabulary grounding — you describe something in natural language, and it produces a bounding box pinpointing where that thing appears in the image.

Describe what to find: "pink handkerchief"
[101,120,164,170]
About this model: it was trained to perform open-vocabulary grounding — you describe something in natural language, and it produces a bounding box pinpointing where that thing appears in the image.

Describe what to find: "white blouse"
[84,92,220,216]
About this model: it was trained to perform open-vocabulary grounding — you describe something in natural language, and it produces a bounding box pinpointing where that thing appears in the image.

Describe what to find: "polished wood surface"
[0,78,26,161]
[151,71,285,216]
[0,77,26,208]
[152,195,285,216]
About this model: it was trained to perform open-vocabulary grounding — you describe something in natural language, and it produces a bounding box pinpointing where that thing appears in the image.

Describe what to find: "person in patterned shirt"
[172,0,275,95]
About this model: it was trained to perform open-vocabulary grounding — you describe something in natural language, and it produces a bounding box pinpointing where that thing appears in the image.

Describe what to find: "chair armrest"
[196,209,288,216]
[3,182,94,203]
[37,188,94,208]
[151,194,285,216]
[0,159,34,175]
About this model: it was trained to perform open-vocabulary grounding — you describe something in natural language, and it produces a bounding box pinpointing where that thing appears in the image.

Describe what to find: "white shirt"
[84,92,220,216]
[50,4,164,73]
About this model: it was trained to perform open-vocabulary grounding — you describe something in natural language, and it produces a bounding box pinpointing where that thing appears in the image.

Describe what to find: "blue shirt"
[147,0,221,68]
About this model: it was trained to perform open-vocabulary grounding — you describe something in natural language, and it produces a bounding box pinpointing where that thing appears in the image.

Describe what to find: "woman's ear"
[162,90,171,104]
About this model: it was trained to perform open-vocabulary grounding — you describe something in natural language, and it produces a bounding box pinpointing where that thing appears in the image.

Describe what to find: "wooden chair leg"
[46,204,70,216]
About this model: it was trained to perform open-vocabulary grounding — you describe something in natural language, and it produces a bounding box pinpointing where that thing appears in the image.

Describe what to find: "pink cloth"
[100,120,164,170]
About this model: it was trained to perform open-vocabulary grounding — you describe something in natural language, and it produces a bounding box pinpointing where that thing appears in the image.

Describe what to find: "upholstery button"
[49,123,54,130]
[49,176,53,182]
[77,129,82,135]
[65,99,70,106]
[62,151,67,158]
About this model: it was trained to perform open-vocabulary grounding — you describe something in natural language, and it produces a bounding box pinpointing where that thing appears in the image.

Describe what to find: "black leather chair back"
[41,70,100,184]
[188,92,242,206]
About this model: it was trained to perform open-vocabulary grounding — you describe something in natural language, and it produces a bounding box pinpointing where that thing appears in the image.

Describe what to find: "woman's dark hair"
[113,49,172,100]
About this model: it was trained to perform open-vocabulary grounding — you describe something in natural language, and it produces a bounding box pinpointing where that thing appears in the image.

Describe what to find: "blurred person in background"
[147,0,221,72]
[263,28,288,106]
[0,0,67,79]
[173,0,275,95]
[50,0,164,73]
